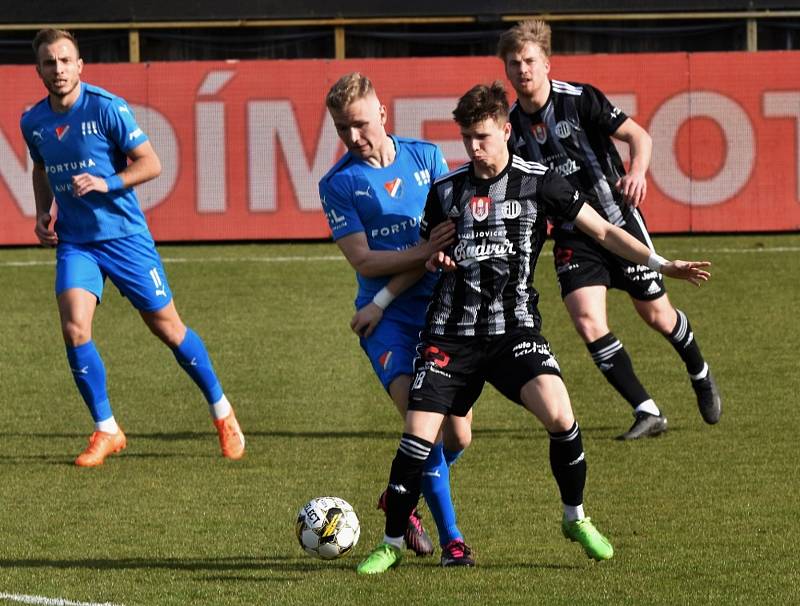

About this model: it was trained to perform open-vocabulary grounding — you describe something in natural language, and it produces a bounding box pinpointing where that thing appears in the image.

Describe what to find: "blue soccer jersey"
[20,82,150,243]
[319,136,449,321]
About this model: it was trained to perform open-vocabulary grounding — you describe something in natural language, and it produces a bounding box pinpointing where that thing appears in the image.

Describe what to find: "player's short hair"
[453,81,509,128]
[497,19,551,59]
[326,72,376,112]
[32,28,80,62]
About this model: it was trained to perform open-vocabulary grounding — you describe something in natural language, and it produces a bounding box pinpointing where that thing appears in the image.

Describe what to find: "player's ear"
[503,120,512,141]
[77,57,84,74]
[379,104,387,125]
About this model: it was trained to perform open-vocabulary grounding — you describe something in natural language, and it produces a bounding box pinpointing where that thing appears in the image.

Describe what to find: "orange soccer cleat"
[213,410,245,460]
[74,429,127,467]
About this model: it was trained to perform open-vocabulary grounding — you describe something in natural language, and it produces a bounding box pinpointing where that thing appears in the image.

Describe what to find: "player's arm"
[612,117,652,208]
[71,140,161,198]
[335,219,455,279]
[574,204,710,285]
[31,162,58,247]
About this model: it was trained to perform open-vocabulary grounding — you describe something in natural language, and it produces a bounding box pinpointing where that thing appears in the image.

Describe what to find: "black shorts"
[552,208,666,301]
[408,327,563,416]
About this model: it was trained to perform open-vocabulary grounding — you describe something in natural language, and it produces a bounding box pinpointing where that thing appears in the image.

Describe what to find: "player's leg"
[631,294,721,424]
[519,374,613,561]
[489,330,612,561]
[56,245,126,467]
[101,233,244,459]
[554,235,664,440]
[357,410,446,575]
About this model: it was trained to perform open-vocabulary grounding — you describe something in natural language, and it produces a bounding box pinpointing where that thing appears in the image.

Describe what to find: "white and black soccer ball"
[295,496,361,560]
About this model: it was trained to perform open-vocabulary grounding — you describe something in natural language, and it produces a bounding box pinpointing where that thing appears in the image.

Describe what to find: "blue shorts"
[360,314,424,392]
[55,231,173,312]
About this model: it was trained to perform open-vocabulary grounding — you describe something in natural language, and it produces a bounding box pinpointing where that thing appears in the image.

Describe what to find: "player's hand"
[426,250,457,272]
[661,260,711,286]
[71,173,109,198]
[422,220,456,257]
[350,302,384,338]
[616,171,647,208]
[34,212,58,247]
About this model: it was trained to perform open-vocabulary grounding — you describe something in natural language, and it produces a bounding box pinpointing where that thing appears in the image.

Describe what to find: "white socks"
[563,503,585,522]
[209,394,232,420]
[96,416,119,434]
[635,399,661,416]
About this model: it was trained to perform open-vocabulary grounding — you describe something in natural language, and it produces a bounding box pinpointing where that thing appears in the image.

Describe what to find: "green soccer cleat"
[561,517,614,561]
[356,543,403,575]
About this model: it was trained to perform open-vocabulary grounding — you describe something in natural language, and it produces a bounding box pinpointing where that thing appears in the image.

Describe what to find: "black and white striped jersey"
[420,154,583,337]
[509,79,629,226]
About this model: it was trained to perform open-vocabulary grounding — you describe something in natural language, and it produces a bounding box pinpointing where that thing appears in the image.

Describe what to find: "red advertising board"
[2,52,799,245]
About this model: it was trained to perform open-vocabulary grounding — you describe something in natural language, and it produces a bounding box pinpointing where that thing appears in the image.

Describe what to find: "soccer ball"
[295,496,361,560]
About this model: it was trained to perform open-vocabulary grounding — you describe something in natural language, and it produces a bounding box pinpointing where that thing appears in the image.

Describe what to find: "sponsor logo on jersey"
[118,105,130,114]
[370,216,420,239]
[555,120,572,139]
[379,350,393,371]
[31,128,45,142]
[354,185,373,198]
[81,121,100,136]
[610,107,622,120]
[129,128,143,141]
[384,177,403,198]
[423,345,451,368]
[469,196,492,222]
[452,237,516,263]
[413,169,431,186]
[45,158,97,174]
[502,200,521,219]
[531,122,547,144]
[55,125,70,141]
[550,158,581,177]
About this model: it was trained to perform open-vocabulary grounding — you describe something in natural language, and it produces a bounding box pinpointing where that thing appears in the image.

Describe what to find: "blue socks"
[171,327,223,404]
[421,442,463,546]
[66,341,112,422]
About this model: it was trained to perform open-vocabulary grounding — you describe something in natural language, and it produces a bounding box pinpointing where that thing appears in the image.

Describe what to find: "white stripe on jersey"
[512,156,548,175]
[432,162,470,185]
[551,80,583,96]
[630,208,657,251]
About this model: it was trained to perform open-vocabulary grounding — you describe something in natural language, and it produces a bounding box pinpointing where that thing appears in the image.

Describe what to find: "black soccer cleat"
[616,412,668,440]
[440,539,475,567]
[376,490,435,557]
[692,370,722,425]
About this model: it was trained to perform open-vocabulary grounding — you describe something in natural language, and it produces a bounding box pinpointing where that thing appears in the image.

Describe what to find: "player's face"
[36,38,83,100]
[330,93,388,161]
[504,42,550,100]
[460,116,511,178]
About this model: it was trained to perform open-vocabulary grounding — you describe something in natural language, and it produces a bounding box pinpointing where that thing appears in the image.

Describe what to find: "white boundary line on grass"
[0,592,123,606]
[1,246,800,268]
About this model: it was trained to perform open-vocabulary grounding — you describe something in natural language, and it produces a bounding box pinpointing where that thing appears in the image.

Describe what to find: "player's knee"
[571,313,607,342]
[443,423,471,451]
[61,319,91,346]
[639,304,675,334]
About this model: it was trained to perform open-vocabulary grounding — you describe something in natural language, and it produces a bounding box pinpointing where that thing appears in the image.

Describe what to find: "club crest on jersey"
[384,177,403,198]
[55,125,70,141]
[555,121,572,139]
[531,122,548,144]
[470,196,492,222]
[502,200,522,220]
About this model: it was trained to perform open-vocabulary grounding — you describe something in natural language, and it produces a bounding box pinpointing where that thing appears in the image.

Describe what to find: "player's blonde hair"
[325,72,376,112]
[33,28,80,62]
[497,19,551,59]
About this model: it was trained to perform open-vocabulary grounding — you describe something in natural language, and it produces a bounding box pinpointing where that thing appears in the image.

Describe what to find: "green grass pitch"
[0,233,797,605]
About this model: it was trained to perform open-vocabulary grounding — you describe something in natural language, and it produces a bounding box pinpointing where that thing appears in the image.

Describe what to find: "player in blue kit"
[319,72,475,567]
[19,29,245,466]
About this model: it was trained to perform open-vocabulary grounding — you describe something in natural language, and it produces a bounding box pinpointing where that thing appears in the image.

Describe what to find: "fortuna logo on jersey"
[470,196,492,221]
[55,125,70,141]
[384,177,403,198]
[531,122,547,144]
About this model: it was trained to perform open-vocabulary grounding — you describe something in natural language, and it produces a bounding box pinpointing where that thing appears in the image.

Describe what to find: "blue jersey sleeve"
[19,117,44,164]
[429,144,450,181]
[318,175,364,240]
[101,97,149,153]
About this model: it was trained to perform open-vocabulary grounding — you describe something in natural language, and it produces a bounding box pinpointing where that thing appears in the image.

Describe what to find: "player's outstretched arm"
[574,204,710,286]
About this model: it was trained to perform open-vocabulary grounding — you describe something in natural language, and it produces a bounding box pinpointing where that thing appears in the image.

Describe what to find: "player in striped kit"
[499,19,722,440]
[357,82,712,574]
[20,29,244,466]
